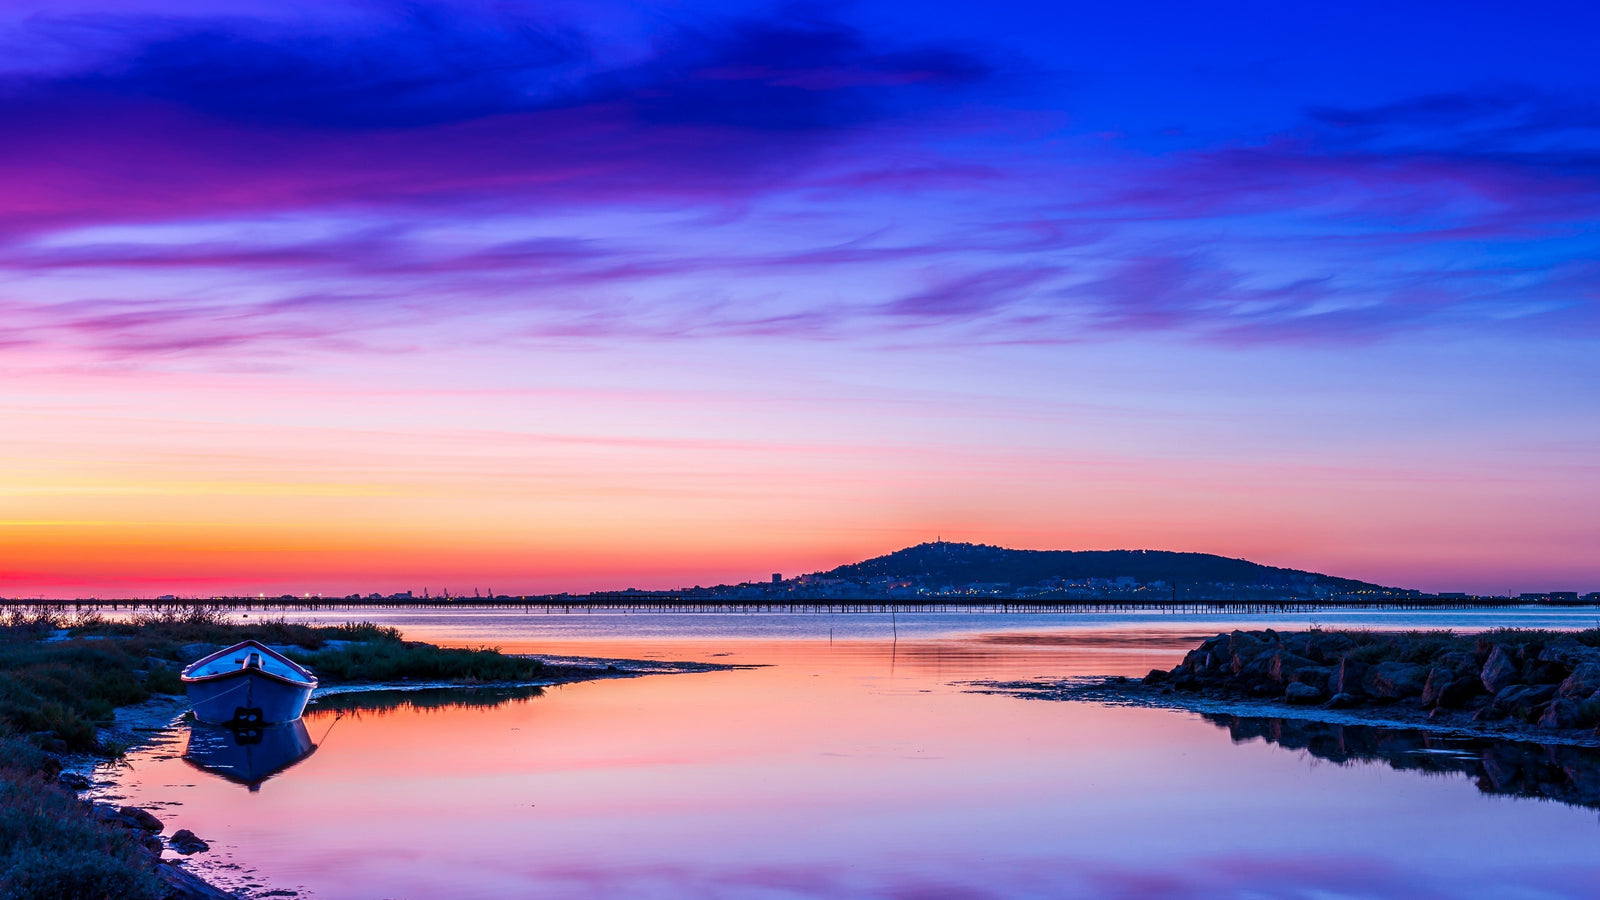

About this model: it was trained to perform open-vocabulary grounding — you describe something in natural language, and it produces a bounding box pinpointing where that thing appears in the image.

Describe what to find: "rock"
[1284,682,1324,705]
[1268,652,1317,684]
[1420,666,1454,707]
[1559,662,1600,699]
[169,829,210,855]
[1227,631,1268,674]
[1185,635,1230,673]
[1142,668,1170,685]
[1538,641,1599,666]
[1539,699,1584,730]
[1481,645,1521,694]
[56,771,90,791]
[1437,676,1484,709]
[139,833,164,856]
[157,860,236,900]
[1304,632,1356,661]
[119,805,163,832]
[1291,665,1332,693]
[1324,692,1359,709]
[1238,652,1277,684]
[1364,662,1429,700]
[1493,683,1557,721]
[1521,657,1569,685]
[1331,659,1369,696]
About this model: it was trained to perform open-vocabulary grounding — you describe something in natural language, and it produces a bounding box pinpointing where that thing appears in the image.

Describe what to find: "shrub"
[144,666,183,695]
[0,777,162,900]
[294,642,544,684]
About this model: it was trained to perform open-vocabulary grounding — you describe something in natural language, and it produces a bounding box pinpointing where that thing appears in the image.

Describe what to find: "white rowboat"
[181,640,317,725]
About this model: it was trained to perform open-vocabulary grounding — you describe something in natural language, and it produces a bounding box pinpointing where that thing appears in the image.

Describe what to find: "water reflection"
[1204,713,1600,812]
[307,684,547,717]
[182,721,316,791]
[182,686,550,790]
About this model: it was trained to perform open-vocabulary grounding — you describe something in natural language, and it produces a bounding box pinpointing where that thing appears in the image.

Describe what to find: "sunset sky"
[2,0,1596,596]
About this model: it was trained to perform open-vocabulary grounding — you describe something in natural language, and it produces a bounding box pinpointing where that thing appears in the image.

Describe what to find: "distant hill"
[818,542,1390,591]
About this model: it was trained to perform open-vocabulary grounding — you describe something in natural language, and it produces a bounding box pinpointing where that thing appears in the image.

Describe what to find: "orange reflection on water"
[104,623,1600,899]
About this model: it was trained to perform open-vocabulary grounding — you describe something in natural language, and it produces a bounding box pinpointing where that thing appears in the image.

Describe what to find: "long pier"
[1,595,1590,615]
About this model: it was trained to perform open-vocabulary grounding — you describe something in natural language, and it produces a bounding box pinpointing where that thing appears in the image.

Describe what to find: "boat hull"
[186,670,314,725]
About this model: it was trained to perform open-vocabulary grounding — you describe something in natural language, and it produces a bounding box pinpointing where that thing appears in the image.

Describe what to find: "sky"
[1,0,1597,597]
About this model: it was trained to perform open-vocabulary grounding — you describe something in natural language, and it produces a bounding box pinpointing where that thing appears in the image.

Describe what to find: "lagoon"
[102,608,1600,899]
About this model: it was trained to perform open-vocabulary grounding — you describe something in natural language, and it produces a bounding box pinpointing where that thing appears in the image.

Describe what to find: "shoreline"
[973,625,1600,750]
[75,653,737,899]
[972,675,1600,749]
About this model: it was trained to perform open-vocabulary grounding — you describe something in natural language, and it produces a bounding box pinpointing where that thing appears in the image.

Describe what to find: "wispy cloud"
[0,9,1596,361]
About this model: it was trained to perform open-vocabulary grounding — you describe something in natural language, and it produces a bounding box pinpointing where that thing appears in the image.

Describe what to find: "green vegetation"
[0,769,163,900]
[0,607,549,898]
[292,640,545,683]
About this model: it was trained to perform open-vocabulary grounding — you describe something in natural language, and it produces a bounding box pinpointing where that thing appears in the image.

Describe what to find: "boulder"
[119,805,163,833]
[1538,641,1600,667]
[1284,682,1324,705]
[1291,665,1332,693]
[1521,658,1569,685]
[1324,692,1359,709]
[1364,662,1429,700]
[169,829,210,855]
[1190,634,1229,669]
[1538,699,1584,730]
[91,803,122,824]
[1228,631,1268,674]
[1559,662,1600,700]
[1268,651,1317,684]
[1142,668,1170,685]
[1420,666,1454,707]
[1437,676,1484,709]
[179,643,222,662]
[1436,651,1479,677]
[56,771,90,791]
[1331,659,1369,696]
[1308,632,1357,659]
[1238,652,1277,684]
[1493,683,1557,720]
[157,861,236,900]
[1481,645,1521,694]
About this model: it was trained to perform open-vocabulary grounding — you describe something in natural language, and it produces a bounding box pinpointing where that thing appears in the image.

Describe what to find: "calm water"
[103,609,1600,899]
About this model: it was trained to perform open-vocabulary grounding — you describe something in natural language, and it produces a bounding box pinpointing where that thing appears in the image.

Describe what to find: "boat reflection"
[182,720,317,791]
[1203,712,1600,811]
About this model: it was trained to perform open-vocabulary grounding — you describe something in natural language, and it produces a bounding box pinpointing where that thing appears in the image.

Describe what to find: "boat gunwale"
[180,639,318,689]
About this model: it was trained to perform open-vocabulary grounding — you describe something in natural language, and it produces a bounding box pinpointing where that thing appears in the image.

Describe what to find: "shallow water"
[104,609,1600,899]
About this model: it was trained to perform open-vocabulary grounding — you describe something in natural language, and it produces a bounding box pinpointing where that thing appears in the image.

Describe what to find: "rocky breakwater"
[1144,629,1600,739]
